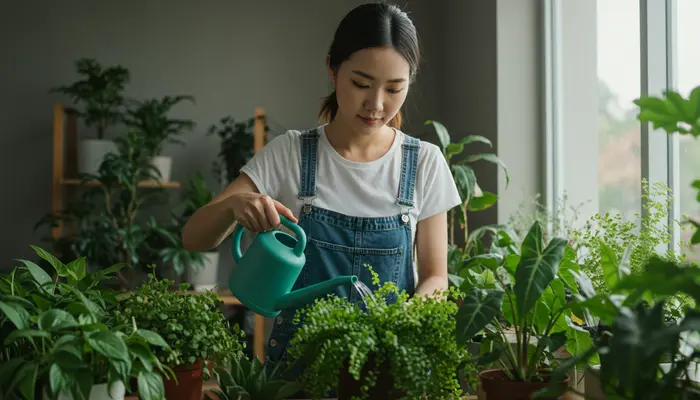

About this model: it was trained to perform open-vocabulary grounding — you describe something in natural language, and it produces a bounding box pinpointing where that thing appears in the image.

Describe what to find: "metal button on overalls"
[276,316,283,325]
[270,338,277,347]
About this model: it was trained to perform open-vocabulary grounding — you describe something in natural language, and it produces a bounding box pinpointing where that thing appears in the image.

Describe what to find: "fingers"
[261,195,281,231]
[274,200,298,224]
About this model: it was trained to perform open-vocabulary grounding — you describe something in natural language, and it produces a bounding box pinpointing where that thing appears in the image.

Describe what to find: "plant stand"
[50,103,270,363]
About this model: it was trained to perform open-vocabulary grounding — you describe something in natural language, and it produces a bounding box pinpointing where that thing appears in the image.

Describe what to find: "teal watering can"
[228,215,358,318]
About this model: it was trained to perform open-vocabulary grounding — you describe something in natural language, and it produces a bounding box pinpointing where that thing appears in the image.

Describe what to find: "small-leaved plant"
[114,269,247,379]
[286,264,473,400]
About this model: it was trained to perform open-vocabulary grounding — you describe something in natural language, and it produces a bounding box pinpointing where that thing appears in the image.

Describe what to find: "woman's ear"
[326,55,336,85]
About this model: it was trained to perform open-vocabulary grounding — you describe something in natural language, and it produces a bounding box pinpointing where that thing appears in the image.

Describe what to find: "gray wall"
[0,0,544,267]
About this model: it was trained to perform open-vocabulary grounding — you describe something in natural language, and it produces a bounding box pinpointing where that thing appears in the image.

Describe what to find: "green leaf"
[4,328,52,345]
[86,331,130,361]
[462,153,510,185]
[514,222,568,318]
[49,364,71,397]
[558,245,580,295]
[129,341,155,371]
[633,96,670,115]
[262,380,304,400]
[451,164,477,202]
[138,370,165,400]
[455,288,504,345]
[0,357,25,392]
[0,300,30,330]
[137,328,170,347]
[425,120,450,150]
[74,368,93,400]
[469,191,498,211]
[14,362,38,400]
[39,309,79,331]
[460,134,492,147]
[66,257,87,283]
[14,258,53,288]
[30,245,67,276]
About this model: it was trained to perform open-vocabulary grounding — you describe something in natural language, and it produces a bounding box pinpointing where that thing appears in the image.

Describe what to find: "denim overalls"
[265,127,420,389]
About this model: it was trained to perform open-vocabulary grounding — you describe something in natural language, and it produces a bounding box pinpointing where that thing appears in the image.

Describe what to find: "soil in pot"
[479,368,570,400]
[162,360,204,400]
[337,353,406,400]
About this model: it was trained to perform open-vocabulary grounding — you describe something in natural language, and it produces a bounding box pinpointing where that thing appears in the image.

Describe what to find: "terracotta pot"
[479,369,570,400]
[337,354,405,400]
[162,359,204,400]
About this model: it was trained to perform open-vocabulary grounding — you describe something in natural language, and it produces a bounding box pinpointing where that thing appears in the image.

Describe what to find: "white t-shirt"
[239,124,462,246]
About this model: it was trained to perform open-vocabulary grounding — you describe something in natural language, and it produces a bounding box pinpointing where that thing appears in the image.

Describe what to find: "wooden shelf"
[61,178,181,188]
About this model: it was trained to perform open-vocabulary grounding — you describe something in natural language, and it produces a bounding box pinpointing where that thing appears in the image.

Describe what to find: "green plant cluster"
[0,246,172,400]
[285,265,472,400]
[113,270,246,379]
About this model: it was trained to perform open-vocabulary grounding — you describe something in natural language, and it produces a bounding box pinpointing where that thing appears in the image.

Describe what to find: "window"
[596,0,641,219]
[676,0,700,261]
[545,0,698,256]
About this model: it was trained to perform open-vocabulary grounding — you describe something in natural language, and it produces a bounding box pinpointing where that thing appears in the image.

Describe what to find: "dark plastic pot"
[337,354,405,400]
[162,359,204,400]
[479,368,570,400]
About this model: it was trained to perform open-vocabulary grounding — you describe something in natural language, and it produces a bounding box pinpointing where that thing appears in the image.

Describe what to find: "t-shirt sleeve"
[238,131,295,200]
[417,142,463,221]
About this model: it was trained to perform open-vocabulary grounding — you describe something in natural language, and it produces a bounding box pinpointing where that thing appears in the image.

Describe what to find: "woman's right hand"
[229,192,298,233]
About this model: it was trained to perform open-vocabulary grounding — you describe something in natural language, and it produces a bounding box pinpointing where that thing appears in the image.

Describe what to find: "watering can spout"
[274,275,358,311]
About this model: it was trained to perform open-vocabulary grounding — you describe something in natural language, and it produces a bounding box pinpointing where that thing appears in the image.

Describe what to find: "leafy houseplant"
[121,95,196,182]
[0,245,172,400]
[454,220,596,400]
[34,129,170,288]
[207,115,258,188]
[424,120,509,247]
[50,58,130,141]
[114,270,247,399]
[50,58,130,175]
[285,266,473,400]
[567,180,696,321]
[634,85,700,245]
[540,256,700,399]
[204,353,302,400]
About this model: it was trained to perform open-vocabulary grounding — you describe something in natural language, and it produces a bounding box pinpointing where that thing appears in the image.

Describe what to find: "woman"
[182,0,460,383]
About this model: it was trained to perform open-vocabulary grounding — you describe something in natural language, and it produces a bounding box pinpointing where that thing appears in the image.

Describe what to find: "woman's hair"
[318,2,420,129]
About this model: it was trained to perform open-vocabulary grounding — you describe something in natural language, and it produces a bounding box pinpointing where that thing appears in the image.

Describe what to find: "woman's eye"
[387,88,404,94]
[352,80,369,89]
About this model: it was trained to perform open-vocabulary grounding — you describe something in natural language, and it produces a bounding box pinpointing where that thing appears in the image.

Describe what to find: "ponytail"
[318,90,403,130]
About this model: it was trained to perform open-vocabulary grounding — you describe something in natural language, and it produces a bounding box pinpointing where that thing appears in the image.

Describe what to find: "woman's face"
[329,47,411,134]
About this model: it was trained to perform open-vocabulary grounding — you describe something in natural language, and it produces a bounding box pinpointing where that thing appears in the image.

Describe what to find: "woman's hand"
[229,192,298,233]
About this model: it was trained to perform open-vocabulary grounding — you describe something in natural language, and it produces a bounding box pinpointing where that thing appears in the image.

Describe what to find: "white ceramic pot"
[78,139,118,176]
[151,155,172,182]
[188,251,220,291]
[44,381,125,400]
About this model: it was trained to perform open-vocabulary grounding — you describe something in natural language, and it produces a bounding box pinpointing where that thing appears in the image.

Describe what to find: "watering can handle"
[232,214,307,263]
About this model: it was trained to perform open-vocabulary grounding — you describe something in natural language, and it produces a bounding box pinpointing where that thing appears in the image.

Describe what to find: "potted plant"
[424,120,509,248]
[454,220,596,400]
[284,265,474,400]
[50,58,130,175]
[121,95,196,182]
[114,269,247,400]
[0,245,172,400]
[175,172,219,290]
[204,353,302,400]
[538,255,700,399]
[207,115,257,189]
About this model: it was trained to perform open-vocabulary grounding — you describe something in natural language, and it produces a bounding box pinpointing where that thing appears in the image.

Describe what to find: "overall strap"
[396,134,421,215]
[298,128,320,211]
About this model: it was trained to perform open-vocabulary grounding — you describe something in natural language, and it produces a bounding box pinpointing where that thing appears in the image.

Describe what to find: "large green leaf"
[39,309,79,331]
[30,245,67,276]
[469,191,498,211]
[455,288,504,345]
[138,370,165,400]
[14,259,53,288]
[86,331,130,361]
[0,300,30,330]
[451,164,477,202]
[425,120,450,150]
[514,222,568,319]
[462,153,510,185]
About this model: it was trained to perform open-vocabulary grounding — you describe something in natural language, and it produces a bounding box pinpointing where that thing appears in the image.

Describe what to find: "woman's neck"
[324,119,396,163]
